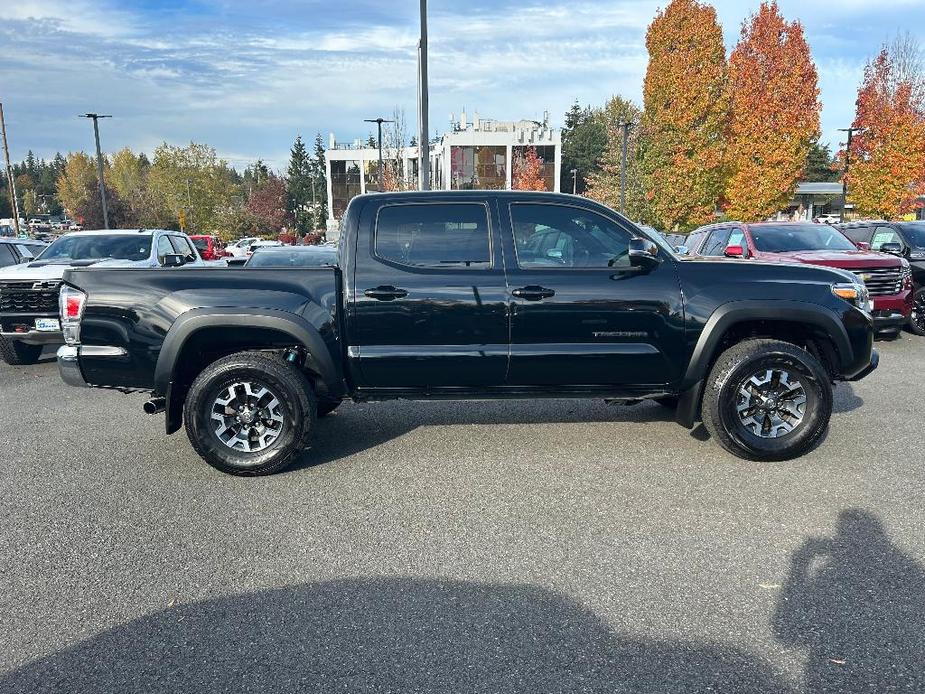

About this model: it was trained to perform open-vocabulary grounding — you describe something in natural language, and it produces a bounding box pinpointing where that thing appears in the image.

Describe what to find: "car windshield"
[36,234,152,262]
[750,224,856,253]
[191,238,209,250]
[247,248,338,268]
[897,223,925,248]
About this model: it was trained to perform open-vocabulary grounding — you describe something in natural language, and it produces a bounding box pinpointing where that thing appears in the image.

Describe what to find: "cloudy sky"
[1,0,922,170]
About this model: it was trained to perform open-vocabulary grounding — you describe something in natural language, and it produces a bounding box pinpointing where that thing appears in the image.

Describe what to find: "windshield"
[36,234,152,262]
[191,238,209,250]
[247,249,337,268]
[750,224,856,253]
[897,222,925,248]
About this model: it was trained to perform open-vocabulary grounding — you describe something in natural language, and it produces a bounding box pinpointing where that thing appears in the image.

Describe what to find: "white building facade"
[325,111,562,233]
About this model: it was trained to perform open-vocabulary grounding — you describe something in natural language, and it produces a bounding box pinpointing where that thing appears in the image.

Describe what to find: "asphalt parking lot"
[2,337,923,693]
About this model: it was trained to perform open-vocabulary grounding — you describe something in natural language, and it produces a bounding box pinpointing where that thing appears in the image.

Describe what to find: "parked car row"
[682,220,921,339]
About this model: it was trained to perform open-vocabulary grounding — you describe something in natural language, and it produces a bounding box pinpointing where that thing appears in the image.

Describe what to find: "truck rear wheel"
[183,351,316,476]
[0,337,43,366]
[702,339,832,461]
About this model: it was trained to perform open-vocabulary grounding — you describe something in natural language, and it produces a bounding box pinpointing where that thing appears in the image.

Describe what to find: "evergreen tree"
[286,135,313,235]
[559,101,607,194]
[311,133,328,230]
[803,138,838,182]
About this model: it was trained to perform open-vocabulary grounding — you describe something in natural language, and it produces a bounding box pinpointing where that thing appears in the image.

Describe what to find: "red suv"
[687,222,913,337]
[189,235,227,261]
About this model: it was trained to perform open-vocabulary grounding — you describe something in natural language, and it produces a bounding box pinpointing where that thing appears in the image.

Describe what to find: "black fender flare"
[675,300,852,428]
[155,308,342,434]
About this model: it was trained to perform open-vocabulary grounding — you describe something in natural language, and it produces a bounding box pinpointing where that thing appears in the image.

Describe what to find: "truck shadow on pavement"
[2,510,920,693]
[296,399,682,471]
[1,577,795,694]
[773,508,925,693]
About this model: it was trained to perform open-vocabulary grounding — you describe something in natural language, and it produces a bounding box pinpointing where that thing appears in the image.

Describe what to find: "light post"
[417,0,430,190]
[570,168,578,195]
[838,126,865,223]
[618,120,635,215]
[0,102,22,236]
[364,117,393,189]
[80,113,112,229]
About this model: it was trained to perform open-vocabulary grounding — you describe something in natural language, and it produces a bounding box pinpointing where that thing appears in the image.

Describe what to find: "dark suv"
[839,220,925,335]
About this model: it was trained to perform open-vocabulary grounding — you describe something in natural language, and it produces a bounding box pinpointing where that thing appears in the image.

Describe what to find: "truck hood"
[754,249,901,269]
[0,258,136,281]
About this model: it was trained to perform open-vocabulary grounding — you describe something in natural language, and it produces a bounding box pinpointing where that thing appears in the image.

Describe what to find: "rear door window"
[375,203,491,269]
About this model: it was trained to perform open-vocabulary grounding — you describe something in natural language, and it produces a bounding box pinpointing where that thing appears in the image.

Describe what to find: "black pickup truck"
[56,191,878,475]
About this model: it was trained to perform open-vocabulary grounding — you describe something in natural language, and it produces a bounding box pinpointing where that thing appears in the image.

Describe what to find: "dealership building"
[325,111,562,233]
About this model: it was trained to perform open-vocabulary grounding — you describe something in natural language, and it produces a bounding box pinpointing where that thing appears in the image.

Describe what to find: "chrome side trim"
[80,345,129,357]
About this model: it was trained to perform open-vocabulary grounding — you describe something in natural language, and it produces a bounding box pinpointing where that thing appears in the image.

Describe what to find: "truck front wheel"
[183,351,316,475]
[0,337,43,366]
[702,339,832,461]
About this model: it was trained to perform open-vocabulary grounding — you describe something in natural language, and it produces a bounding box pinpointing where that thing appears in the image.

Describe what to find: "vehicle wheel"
[183,351,316,476]
[652,396,679,409]
[0,337,43,366]
[702,339,832,461]
[317,399,341,418]
[909,288,925,336]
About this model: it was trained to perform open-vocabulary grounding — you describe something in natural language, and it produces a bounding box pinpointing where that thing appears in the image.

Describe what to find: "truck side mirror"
[628,238,660,270]
[161,253,186,267]
[855,241,871,251]
[879,242,903,256]
[724,244,747,258]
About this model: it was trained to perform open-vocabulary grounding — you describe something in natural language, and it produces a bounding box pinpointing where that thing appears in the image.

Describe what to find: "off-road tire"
[183,351,316,476]
[908,288,925,337]
[702,339,832,461]
[0,337,43,366]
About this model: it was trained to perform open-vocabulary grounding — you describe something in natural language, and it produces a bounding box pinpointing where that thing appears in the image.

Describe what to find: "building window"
[450,146,506,190]
[513,145,556,192]
[331,160,362,219]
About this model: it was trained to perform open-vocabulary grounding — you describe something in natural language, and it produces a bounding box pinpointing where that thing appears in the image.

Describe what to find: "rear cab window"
[375,203,491,269]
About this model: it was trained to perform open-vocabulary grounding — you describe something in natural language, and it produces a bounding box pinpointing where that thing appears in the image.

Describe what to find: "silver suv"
[0,229,203,365]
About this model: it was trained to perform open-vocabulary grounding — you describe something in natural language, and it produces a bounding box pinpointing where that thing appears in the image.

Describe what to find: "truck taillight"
[59,285,86,345]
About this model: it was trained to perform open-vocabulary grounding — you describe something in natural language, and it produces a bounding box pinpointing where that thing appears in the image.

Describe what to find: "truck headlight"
[832,282,871,314]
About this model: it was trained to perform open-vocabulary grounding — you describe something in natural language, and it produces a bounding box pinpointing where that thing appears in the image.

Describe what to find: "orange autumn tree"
[725,1,820,221]
[512,147,547,191]
[638,0,729,231]
[847,45,925,218]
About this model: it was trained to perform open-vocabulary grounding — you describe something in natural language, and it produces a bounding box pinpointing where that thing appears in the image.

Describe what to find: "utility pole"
[618,120,635,214]
[838,126,864,223]
[185,178,194,230]
[570,168,578,195]
[0,103,22,236]
[364,117,393,189]
[80,113,112,229]
[417,0,430,191]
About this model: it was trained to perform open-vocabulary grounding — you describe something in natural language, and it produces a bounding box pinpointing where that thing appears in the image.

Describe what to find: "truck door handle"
[364,285,408,301]
[512,285,555,301]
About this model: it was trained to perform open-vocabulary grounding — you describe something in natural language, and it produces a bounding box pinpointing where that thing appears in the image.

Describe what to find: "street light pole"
[570,168,577,195]
[618,120,635,215]
[0,103,22,236]
[417,0,430,191]
[838,126,864,223]
[364,117,393,190]
[80,113,112,229]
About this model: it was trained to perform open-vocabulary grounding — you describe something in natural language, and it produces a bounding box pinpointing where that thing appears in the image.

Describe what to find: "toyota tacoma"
[56,192,878,475]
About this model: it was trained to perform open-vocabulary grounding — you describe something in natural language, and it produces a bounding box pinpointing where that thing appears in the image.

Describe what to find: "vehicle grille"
[0,281,60,314]
[850,267,903,297]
